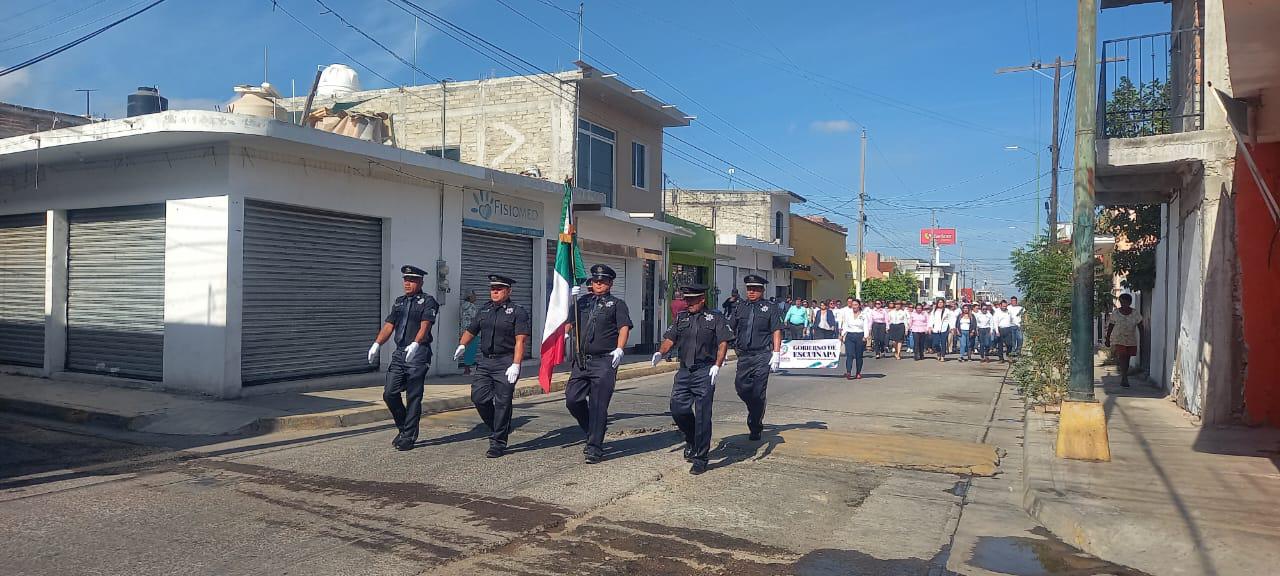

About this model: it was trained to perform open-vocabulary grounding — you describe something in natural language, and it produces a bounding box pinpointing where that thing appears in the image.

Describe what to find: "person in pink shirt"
[908,303,930,361]
[869,300,890,359]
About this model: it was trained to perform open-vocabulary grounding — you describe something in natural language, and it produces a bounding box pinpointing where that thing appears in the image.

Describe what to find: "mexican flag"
[538,181,586,392]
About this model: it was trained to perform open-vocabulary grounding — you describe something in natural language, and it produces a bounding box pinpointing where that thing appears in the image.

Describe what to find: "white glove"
[769,351,780,371]
[571,285,582,297]
[405,342,420,363]
[651,352,662,367]
[505,363,520,384]
[610,347,624,369]
[453,344,466,362]
[708,365,720,386]
[367,342,381,364]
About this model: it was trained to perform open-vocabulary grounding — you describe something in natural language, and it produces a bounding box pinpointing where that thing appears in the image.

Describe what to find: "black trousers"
[670,365,715,466]
[566,355,617,458]
[871,324,888,354]
[787,324,806,340]
[384,347,429,443]
[471,354,517,448]
[734,350,771,435]
[997,327,1015,360]
[843,332,866,375]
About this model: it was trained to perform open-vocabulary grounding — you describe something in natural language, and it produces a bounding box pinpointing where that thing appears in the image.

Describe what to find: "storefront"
[665,215,718,320]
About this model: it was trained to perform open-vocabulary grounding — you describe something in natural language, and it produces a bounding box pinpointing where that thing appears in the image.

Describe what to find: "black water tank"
[126,86,168,117]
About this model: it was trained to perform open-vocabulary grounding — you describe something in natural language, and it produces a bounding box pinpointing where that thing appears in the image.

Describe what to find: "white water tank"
[316,64,360,99]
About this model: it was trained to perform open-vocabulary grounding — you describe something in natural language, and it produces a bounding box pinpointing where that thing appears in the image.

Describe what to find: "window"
[631,142,647,189]
[423,146,460,161]
[774,211,784,241]
[577,119,615,205]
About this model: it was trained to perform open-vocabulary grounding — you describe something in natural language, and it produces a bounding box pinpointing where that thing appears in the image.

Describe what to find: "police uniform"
[464,274,531,457]
[662,283,733,473]
[382,265,439,450]
[566,264,633,463]
[728,275,783,440]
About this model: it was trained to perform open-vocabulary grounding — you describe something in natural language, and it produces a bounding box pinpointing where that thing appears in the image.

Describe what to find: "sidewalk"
[1021,366,1280,576]
[0,353,686,437]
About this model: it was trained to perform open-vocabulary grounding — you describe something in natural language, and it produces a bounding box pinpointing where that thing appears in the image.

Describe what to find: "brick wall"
[281,75,576,182]
[0,102,90,139]
[666,189,775,240]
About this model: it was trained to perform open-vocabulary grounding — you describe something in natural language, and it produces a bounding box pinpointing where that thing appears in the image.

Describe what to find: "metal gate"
[0,213,46,367]
[462,229,534,310]
[462,229,534,354]
[583,253,627,297]
[242,200,382,384]
[67,205,166,380]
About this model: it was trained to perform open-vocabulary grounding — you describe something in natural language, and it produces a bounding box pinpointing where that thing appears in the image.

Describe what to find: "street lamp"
[1005,145,1042,238]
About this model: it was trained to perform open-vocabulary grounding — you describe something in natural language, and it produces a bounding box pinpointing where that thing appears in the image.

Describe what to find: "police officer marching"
[727,275,783,441]
[367,265,440,451]
[453,274,531,458]
[651,283,733,475]
[564,264,632,464]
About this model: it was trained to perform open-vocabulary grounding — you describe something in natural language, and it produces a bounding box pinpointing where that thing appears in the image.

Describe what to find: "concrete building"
[0,110,623,397]
[883,257,956,301]
[281,63,692,351]
[663,188,803,301]
[788,215,849,301]
[1093,0,1280,425]
[847,251,895,286]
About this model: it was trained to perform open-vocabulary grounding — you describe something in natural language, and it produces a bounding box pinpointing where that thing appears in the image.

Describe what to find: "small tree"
[858,269,919,303]
[1010,239,1072,403]
[1099,205,1160,293]
[1105,76,1171,138]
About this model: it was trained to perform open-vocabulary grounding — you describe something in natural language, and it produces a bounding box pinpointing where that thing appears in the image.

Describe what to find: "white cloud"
[0,69,33,101]
[810,119,856,133]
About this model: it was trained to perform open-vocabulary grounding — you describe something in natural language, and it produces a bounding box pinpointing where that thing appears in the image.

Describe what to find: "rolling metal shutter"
[67,205,166,380]
[0,213,46,367]
[462,229,534,354]
[583,253,626,297]
[241,201,382,384]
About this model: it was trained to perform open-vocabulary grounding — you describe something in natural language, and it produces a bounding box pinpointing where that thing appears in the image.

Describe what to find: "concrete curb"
[1018,406,1128,567]
[2,358,695,436]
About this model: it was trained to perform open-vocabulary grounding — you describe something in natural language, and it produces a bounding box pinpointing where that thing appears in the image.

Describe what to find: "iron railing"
[1098,28,1204,138]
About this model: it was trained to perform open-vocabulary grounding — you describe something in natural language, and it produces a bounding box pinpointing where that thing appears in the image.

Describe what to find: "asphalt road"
[1,354,1030,576]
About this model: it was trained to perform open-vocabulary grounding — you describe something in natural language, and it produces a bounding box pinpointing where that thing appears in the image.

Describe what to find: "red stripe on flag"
[538,323,567,393]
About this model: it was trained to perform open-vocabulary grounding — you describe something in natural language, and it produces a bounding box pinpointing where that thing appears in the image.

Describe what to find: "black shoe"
[485,446,504,458]
[394,438,414,451]
[689,462,707,475]
[584,453,601,464]
[583,444,590,454]
[1121,381,1131,388]
[749,431,761,441]
[682,445,693,462]
[391,431,404,446]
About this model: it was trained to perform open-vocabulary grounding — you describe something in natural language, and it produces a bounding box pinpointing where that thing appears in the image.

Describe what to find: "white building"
[0,110,632,398]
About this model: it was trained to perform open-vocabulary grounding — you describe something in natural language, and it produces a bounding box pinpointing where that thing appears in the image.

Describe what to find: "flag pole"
[566,178,584,368]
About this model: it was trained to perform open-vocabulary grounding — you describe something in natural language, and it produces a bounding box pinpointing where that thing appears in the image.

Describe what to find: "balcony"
[1098,28,1204,139]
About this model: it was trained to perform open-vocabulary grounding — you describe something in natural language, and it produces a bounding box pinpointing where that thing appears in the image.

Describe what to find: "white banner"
[778,339,841,369]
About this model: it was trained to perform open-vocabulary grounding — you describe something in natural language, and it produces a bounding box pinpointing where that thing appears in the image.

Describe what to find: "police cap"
[742,274,768,287]
[488,274,515,288]
[680,283,708,297]
[401,265,427,279]
[589,264,616,281]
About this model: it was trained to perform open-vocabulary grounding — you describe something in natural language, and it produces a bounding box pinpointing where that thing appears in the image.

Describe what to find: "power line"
[0,0,112,47]
[310,0,441,83]
[0,0,169,78]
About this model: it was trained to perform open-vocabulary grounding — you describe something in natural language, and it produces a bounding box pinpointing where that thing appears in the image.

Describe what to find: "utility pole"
[74,89,97,118]
[1050,56,1062,243]
[929,209,939,301]
[856,128,867,299]
[1071,0,1099,403]
[412,19,419,85]
[440,78,449,157]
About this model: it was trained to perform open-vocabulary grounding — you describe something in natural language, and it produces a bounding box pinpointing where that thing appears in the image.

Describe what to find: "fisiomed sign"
[464,189,544,237]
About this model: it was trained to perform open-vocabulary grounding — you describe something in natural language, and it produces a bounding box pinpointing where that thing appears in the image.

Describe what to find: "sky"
[0,0,1172,295]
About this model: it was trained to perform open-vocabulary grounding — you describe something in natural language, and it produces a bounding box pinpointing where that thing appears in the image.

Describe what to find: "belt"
[736,347,771,355]
[482,352,512,359]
